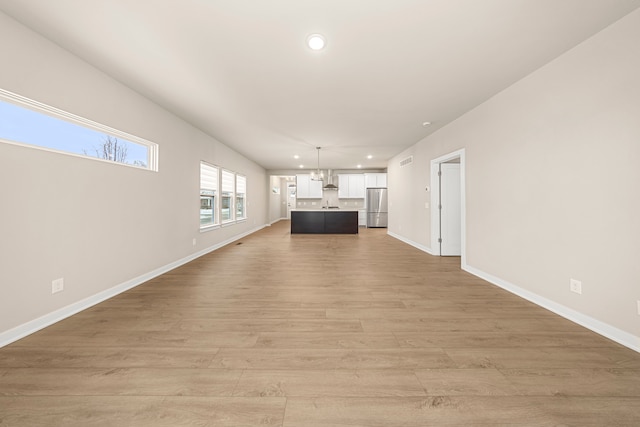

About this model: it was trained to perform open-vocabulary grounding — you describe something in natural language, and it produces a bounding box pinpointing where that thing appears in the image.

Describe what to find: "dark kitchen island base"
[291,210,359,234]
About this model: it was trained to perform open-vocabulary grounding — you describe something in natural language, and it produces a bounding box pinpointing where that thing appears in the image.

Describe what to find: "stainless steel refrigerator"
[366,187,388,228]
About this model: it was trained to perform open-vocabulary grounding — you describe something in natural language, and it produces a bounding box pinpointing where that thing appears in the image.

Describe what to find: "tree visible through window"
[86,135,128,163]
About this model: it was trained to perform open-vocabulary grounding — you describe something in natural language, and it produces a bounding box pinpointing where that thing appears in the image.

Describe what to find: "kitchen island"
[291,209,359,234]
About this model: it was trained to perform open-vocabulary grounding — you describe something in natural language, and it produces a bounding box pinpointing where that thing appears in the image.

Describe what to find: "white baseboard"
[387,231,639,353]
[269,217,289,225]
[0,224,267,348]
[387,231,433,255]
[462,264,640,353]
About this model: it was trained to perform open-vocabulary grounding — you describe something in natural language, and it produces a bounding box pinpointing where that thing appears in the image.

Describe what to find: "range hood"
[323,169,338,190]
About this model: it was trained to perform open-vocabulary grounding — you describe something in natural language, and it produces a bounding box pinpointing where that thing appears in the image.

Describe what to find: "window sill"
[199,224,220,233]
[217,218,248,228]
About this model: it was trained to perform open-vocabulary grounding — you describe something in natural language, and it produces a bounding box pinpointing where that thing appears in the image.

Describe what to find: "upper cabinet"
[296,174,323,199]
[338,174,365,199]
[365,173,387,188]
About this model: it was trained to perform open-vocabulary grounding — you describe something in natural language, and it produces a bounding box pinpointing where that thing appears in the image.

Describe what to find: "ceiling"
[1,0,639,171]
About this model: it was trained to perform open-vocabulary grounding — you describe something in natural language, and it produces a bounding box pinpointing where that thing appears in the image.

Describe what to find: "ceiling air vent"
[400,156,413,167]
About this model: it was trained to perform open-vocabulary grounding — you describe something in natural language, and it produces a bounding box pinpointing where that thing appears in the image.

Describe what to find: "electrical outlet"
[192,238,196,246]
[637,300,640,316]
[51,278,64,294]
[570,279,582,295]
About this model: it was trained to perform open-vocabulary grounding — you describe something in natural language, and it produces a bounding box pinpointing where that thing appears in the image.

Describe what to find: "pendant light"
[310,146,324,181]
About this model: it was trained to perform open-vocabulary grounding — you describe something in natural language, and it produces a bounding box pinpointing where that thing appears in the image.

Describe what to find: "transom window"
[0,89,158,170]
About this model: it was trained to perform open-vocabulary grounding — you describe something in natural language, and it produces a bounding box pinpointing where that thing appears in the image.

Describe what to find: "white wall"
[0,12,268,344]
[388,9,640,349]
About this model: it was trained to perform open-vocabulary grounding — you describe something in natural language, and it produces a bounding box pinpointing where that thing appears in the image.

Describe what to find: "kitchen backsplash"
[296,193,364,209]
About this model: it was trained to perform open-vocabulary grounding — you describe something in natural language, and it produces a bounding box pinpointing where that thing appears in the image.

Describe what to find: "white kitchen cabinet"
[296,174,310,198]
[338,175,349,198]
[349,174,365,198]
[338,174,365,198]
[365,173,387,188]
[296,174,323,199]
[309,179,323,198]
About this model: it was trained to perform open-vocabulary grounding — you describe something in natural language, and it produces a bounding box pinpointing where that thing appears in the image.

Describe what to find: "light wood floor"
[1,220,639,426]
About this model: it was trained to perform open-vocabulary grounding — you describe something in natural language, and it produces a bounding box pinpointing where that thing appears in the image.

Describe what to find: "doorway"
[286,183,297,219]
[269,175,296,224]
[430,149,466,263]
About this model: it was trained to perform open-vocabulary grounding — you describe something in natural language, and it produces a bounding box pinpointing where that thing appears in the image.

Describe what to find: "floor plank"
[0,396,285,426]
[414,368,519,396]
[209,348,455,370]
[233,369,426,397]
[0,346,218,368]
[444,346,630,369]
[501,368,640,396]
[282,396,559,426]
[255,332,400,349]
[0,368,243,396]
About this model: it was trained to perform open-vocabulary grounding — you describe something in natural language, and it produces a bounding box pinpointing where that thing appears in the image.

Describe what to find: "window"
[0,89,158,170]
[200,162,218,228]
[236,175,247,220]
[221,169,235,223]
[199,163,247,229]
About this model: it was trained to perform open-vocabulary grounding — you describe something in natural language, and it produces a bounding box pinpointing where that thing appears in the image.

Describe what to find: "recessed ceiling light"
[299,164,304,168]
[307,34,326,50]
[294,154,299,159]
[422,121,431,127]
[357,164,362,169]
[367,155,373,159]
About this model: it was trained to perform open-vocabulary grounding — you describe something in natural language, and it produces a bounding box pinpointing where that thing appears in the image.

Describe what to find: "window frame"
[235,174,247,221]
[200,161,219,230]
[198,162,247,231]
[220,169,236,225]
[0,88,158,171]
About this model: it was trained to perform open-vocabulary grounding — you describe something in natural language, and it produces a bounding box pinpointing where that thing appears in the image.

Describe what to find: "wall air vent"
[400,156,413,167]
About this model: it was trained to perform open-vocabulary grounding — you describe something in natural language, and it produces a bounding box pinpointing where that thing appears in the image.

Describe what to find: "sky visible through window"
[0,99,148,166]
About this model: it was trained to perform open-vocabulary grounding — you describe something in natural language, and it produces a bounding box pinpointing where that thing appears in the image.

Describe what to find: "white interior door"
[286,183,296,219]
[440,163,461,256]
